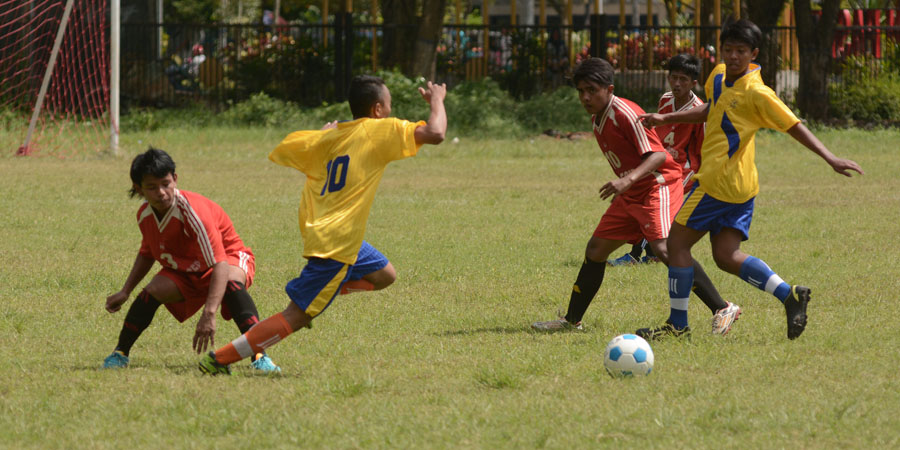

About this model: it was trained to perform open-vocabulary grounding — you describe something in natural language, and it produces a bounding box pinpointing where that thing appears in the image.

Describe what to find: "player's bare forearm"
[203,261,229,316]
[415,81,447,146]
[640,104,708,127]
[599,152,666,200]
[787,122,865,177]
[193,261,228,353]
[121,253,155,295]
[106,253,154,313]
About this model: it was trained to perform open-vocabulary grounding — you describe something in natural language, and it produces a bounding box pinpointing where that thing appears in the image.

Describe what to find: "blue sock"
[667,266,693,329]
[739,256,791,302]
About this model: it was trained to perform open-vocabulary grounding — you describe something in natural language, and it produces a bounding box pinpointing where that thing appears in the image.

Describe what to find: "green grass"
[1,127,899,449]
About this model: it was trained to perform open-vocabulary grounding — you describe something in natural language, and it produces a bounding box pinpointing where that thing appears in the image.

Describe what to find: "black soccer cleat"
[635,322,691,341]
[784,285,811,340]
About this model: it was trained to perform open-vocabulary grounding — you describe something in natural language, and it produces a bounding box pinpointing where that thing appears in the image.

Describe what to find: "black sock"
[115,290,162,356]
[564,258,606,323]
[223,280,260,334]
[643,241,656,258]
[629,243,643,259]
[691,259,728,313]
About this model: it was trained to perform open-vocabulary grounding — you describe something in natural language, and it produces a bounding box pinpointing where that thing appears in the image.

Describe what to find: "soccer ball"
[603,334,654,377]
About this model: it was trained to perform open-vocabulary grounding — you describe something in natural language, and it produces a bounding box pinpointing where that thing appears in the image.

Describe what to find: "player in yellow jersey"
[199,75,447,374]
[637,19,863,340]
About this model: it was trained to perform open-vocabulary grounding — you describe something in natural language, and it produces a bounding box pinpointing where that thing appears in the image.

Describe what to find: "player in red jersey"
[101,148,279,372]
[532,57,728,332]
[608,54,707,267]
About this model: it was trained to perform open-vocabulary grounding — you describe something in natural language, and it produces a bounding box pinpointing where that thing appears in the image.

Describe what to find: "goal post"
[1,0,114,157]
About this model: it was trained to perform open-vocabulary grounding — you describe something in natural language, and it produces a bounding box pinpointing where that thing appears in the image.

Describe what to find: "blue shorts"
[675,184,754,241]
[285,241,389,318]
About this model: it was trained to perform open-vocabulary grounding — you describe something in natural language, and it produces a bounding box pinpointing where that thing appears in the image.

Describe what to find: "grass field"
[1,127,899,449]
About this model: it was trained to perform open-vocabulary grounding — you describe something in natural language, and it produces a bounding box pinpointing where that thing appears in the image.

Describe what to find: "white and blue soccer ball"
[603,334,654,377]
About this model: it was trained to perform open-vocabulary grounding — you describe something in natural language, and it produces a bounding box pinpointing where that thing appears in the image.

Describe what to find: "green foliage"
[830,54,900,123]
[515,87,587,133]
[0,108,22,131]
[444,78,523,137]
[219,92,301,127]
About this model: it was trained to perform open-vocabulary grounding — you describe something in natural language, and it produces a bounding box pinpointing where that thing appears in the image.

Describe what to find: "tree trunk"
[382,0,446,79]
[794,0,840,120]
[381,0,417,73]
[745,0,787,88]
[411,0,447,79]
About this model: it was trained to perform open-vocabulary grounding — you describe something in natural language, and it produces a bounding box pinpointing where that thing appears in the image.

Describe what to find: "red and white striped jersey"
[137,189,252,273]
[655,91,705,187]
[591,95,682,201]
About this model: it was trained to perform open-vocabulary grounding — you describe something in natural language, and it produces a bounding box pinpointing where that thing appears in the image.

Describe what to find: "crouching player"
[198,75,447,375]
[103,148,279,372]
[531,58,730,335]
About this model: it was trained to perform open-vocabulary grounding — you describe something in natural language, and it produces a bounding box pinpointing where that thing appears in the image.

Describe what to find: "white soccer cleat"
[711,301,742,335]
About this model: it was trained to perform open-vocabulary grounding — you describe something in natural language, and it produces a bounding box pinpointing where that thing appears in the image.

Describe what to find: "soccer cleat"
[641,256,661,264]
[608,253,638,266]
[531,317,584,332]
[711,302,742,335]
[635,322,691,341]
[250,353,281,373]
[102,350,129,369]
[784,285,811,340]
[198,351,231,376]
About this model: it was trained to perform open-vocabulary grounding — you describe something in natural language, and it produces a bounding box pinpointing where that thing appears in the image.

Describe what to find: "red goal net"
[0,0,111,156]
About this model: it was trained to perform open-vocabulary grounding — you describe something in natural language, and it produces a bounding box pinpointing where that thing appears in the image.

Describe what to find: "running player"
[199,75,447,375]
[637,19,863,340]
[531,57,729,333]
[103,148,279,372]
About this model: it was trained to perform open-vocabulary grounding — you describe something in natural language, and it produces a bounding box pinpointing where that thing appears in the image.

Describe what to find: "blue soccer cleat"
[102,350,129,369]
[250,353,281,373]
[607,253,638,266]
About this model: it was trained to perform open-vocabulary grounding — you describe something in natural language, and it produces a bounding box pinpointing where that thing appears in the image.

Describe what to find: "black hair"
[572,57,614,87]
[720,18,762,49]
[348,75,387,119]
[665,53,701,80]
[129,147,176,198]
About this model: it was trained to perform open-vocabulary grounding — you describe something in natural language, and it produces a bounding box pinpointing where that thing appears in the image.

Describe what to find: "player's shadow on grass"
[438,326,531,336]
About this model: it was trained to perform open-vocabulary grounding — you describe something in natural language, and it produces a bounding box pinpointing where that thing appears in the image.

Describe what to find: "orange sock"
[340,279,374,295]
[214,312,293,365]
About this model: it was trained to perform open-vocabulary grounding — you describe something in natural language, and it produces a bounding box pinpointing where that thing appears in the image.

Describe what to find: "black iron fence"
[120,19,900,110]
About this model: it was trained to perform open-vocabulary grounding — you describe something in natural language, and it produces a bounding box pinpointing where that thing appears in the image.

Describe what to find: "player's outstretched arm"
[639,103,709,127]
[414,81,447,146]
[106,253,155,313]
[786,122,865,177]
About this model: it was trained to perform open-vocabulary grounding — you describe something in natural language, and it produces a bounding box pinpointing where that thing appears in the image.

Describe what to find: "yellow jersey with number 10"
[269,117,424,265]
[695,63,800,204]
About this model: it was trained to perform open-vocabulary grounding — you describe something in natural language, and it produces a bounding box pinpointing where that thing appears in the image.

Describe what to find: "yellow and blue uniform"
[270,117,424,316]
[676,63,800,239]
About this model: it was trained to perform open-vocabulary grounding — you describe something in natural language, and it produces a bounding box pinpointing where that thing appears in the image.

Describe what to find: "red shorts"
[592,182,684,244]
[158,251,255,323]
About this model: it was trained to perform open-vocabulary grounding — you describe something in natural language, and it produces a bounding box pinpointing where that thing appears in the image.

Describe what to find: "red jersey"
[591,95,682,202]
[655,91,705,188]
[137,189,252,274]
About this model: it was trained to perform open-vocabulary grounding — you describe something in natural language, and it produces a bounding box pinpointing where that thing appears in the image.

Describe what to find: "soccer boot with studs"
[711,302,742,336]
[783,285,811,340]
[635,322,691,341]
[198,351,231,376]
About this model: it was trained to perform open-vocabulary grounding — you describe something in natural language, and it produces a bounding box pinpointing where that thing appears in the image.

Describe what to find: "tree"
[794,0,842,120]
[381,0,447,80]
[745,0,787,87]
